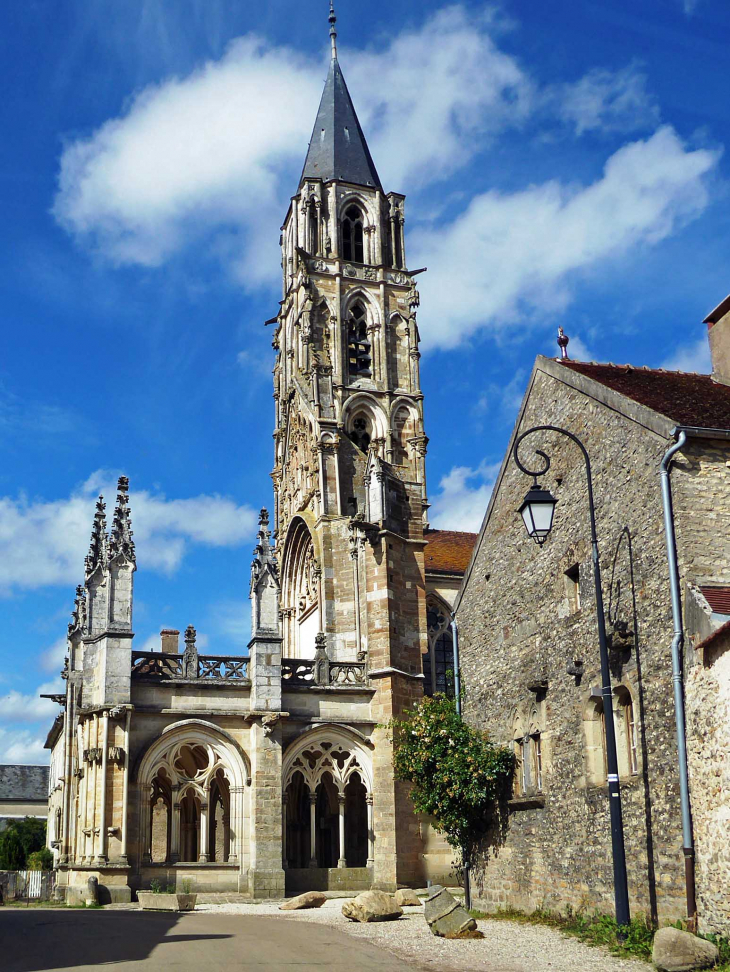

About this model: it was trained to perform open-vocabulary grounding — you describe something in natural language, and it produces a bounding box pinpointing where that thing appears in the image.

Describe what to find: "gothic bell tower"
[271,4,429,887]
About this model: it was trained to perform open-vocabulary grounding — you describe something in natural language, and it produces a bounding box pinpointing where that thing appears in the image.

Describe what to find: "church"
[44,7,476,905]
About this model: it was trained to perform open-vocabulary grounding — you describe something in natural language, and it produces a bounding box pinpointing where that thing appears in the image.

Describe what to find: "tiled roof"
[701,586,730,615]
[0,764,49,801]
[558,360,730,429]
[424,530,478,575]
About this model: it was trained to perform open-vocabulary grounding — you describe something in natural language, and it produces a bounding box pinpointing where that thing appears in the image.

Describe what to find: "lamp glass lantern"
[518,482,557,545]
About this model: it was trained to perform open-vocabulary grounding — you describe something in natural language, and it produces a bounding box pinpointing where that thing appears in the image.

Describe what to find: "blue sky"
[1,0,729,762]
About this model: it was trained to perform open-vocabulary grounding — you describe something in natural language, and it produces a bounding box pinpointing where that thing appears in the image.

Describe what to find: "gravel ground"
[195,899,644,972]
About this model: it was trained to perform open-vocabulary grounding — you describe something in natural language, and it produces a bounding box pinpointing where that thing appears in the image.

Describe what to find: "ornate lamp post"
[513,424,630,931]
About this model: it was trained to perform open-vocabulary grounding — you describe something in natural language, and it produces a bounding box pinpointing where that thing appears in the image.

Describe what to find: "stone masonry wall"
[458,367,689,923]
[685,632,730,935]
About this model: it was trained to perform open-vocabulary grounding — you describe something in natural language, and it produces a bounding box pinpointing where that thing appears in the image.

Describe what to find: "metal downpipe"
[660,429,697,926]
[450,613,470,910]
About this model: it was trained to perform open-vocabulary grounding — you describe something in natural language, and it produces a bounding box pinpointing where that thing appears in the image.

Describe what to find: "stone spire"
[251,508,275,580]
[300,6,381,190]
[250,508,280,634]
[109,476,136,566]
[85,495,108,578]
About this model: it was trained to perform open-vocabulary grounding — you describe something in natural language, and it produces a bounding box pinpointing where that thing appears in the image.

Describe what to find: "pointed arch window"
[342,205,364,263]
[307,199,319,256]
[347,302,371,378]
[423,596,454,697]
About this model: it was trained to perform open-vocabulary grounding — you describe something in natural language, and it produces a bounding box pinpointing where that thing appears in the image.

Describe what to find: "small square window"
[564,564,581,614]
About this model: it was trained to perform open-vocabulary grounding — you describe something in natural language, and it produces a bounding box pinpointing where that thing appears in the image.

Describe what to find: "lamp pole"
[513,424,630,931]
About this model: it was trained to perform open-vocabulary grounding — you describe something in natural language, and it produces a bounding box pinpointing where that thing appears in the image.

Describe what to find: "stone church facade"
[44,19,475,905]
[455,306,730,932]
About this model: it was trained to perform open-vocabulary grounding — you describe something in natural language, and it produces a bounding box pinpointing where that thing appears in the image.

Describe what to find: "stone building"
[0,765,49,832]
[455,307,730,931]
[43,12,474,905]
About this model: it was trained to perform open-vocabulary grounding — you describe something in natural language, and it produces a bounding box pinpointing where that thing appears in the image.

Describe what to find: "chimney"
[160,629,180,654]
[704,294,730,386]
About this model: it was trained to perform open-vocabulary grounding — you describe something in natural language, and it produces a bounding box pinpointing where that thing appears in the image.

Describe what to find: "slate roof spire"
[300,4,382,190]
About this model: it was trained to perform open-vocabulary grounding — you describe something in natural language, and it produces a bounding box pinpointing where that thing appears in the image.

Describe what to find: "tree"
[390,694,513,866]
[0,828,27,870]
[0,818,47,870]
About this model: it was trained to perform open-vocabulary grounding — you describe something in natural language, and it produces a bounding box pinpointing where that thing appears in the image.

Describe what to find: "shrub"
[26,848,54,871]
[390,694,513,864]
[0,829,26,870]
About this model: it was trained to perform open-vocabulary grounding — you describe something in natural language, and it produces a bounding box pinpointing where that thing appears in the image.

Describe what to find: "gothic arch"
[423,594,454,697]
[282,725,374,794]
[341,393,388,450]
[390,401,419,468]
[136,721,249,866]
[280,516,322,658]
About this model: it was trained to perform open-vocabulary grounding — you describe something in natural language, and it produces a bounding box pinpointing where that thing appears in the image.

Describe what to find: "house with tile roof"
[455,295,730,934]
[0,765,49,832]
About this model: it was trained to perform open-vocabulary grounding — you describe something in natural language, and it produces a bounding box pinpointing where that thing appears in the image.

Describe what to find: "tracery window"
[513,705,544,797]
[584,687,639,786]
[422,596,453,697]
[347,303,371,378]
[342,204,364,262]
[307,199,319,255]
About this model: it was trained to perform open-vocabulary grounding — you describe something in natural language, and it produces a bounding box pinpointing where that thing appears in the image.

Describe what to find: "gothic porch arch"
[280,514,323,658]
[136,721,249,867]
[282,726,374,870]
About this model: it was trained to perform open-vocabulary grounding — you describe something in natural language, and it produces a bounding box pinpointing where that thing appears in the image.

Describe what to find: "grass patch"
[470,906,654,962]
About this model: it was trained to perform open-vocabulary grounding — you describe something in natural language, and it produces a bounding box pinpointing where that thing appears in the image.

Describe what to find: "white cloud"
[661,334,712,373]
[0,728,50,765]
[562,334,596,362]
[413,127,720,348]
[430,461,501,532]
[41,636,68,674]
[0,470,257,594]
[348,6,532,189]
[0,681,64,725]
[548,64,659,136]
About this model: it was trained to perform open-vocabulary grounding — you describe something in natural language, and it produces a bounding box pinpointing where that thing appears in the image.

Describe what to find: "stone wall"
[685,629,730,935]
[458,364,690,922]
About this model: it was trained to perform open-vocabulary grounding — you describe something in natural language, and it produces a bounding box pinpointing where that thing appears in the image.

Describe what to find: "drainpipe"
[450,613,470,910]
[660,429,697,927]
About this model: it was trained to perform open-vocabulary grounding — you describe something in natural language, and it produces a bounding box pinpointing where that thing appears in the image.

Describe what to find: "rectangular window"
[626,702,638,775]
[565,564,581,613]
[533,734,543,791]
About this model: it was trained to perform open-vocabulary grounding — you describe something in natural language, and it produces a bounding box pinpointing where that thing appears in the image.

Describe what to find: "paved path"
[0,909,422,972]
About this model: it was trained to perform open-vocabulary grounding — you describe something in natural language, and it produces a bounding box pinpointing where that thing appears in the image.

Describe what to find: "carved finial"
[68,584,87,637]
[329,0,337,59]
[109,476,136,566]
[252,507,275,576]
[185,624,197,647]
[557,327,570,360]
[85,496,108,577]
[183,625,198,679]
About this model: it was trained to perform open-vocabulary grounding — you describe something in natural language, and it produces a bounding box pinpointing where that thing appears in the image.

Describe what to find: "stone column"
[120,709,131,865]
[228,786,243,865]
[282,792,288,870]
[366,794,375,867]
[199,796,209,863]
[309,791,318,867]
[337,794,346,868]
[170,785,181,863]
[95,711,109,864]
[247,719,286,898]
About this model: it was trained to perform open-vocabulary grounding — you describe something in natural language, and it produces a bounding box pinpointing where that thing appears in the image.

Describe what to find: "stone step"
[193,893,254,904]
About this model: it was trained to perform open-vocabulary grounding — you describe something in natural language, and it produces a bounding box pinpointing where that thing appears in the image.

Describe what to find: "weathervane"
[557,327,570,360]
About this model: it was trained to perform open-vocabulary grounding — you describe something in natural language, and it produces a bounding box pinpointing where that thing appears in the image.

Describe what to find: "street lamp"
[513,424,631,932]
[518,482,558,545]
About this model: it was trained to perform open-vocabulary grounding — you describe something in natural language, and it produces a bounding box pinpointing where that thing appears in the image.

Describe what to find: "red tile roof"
[558,360,730,429]
[424,529,478,575]
[701,587,730,615]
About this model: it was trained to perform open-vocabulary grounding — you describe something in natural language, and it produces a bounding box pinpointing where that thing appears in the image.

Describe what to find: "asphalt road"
[0,909,421,972]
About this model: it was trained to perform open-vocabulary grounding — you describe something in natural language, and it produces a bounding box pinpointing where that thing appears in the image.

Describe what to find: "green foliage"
[149,879,164,893]
[0,829,26,870]
[180,879,194,894]
[480,905,654,961]
[390,694,513,860]
[26,847,53,871]
[0,817,47,870]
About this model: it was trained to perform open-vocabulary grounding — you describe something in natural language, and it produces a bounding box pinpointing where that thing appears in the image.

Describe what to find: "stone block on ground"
[342,890,403,922]
[652,927,719,972]
[279,891,327,911]
[424,885,480,939]
[394,888,422,907]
